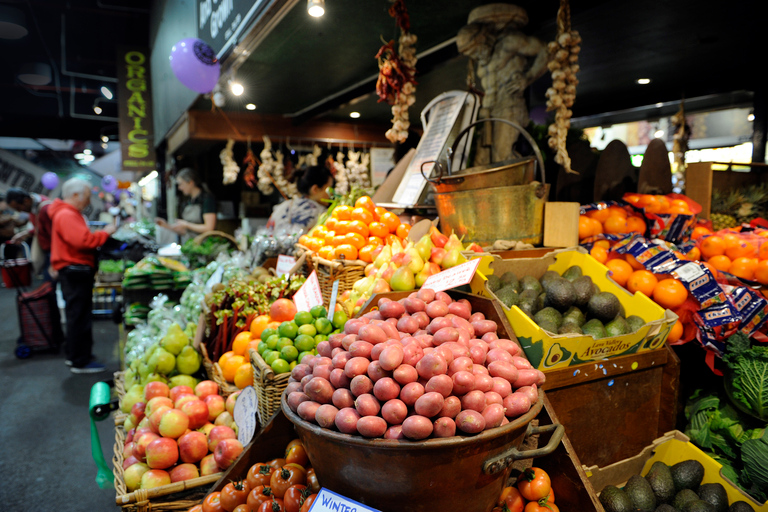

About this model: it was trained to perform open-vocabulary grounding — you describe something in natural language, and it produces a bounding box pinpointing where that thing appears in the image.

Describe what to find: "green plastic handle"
[89,382,114,489]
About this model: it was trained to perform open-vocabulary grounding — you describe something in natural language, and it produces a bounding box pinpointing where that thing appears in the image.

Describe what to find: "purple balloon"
[169,38,220,94]
[41,172,59,190]
[102,175,117,193]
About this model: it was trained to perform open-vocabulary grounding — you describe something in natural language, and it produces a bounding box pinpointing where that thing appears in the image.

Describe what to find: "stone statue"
[457,4,548,164]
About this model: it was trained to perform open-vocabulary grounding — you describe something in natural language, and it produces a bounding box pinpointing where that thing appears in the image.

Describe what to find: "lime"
[310,305,327,319]
[271,358,290,374]
[260,328,277,342]
[264,351,280,365]
[276,337,295,351]
[290,360,297,370]
[280,345,299,362]
[298,323,317,337]
[294,334,315,353]
[332,310,348,330]
[315,317,333,335]
[294,311,314,326]
[298,351,313,364]
[314,334,327,346]
[265,334,280,350]
[257,341,269,355]
[278,321,299,339]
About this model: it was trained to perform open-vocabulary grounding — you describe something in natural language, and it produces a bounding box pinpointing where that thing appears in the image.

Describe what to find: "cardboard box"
[470,248,678,371]
[585,430,768,511]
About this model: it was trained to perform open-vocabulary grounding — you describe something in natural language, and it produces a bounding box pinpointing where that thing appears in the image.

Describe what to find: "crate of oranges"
[298,195,412,305]
[623,193,701,244]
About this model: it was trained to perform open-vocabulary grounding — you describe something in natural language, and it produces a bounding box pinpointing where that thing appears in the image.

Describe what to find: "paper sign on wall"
[308,488,381,512]
[293,270,323,312]
[233,386,258,445]
[275,254,297,277]
[421,258,481,293]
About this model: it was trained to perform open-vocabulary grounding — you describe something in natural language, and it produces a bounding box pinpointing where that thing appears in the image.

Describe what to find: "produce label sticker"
[293,270,323,312]
[204,265,224,293]
[422,258,481,293]
[309,488,381,512]
[234,386,258,444]
[275,254,297,277]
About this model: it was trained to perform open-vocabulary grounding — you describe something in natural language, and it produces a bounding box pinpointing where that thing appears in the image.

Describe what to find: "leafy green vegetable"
[741,433,768,502]
[181,236,234,269]
[99,259,124,273]
[723,332,768,421]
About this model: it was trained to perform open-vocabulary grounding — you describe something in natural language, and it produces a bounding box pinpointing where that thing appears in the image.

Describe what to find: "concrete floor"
[0,279,121,510]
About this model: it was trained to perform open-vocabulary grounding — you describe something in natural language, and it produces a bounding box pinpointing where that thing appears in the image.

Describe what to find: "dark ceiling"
[0,0,760,148]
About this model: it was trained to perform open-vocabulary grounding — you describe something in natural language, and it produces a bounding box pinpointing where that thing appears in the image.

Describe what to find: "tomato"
[202,492,225,512]
[547,488,555,503]
[221,481,250,512]
[189,506,204,512]
[524,502,559,512]
[498,486,525,512]
[266,458,286,470]
[517,468,552,502]
[270,466,307,498]
[247,486,274,511]
[232,506,251,512]
[283,484,309,512]
[247,463,276,489]
[285,443,309,468]
[257,499,285,512]
[299,495,316,512]
[305,468,320,493]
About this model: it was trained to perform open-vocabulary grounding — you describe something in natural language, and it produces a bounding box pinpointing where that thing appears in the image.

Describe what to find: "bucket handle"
[482,422,565,475]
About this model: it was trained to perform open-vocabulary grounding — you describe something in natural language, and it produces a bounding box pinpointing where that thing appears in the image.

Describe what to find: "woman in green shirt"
[156,168,217,243]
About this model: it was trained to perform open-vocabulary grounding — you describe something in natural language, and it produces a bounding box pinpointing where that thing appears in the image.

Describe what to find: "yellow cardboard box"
[469,248,678,370]
[585,430,767,511]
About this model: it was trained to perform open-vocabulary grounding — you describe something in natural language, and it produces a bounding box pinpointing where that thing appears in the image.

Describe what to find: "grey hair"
[61,178,92,199]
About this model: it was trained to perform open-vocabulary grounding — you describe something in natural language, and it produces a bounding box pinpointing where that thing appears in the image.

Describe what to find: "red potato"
[291,364,312,381]
[349,375,373,397]
[378,344,404,371]
[456,328,471,346]
[313,363,334,381]
[379,300,406,319]
[329,368,351,389]
[384,425,405,439]
[331,351,352,370]
[433,327,460,346]
[482,403,505,429]
[512,369,539,388]
[396,316,419,334]
[416,288,436,303]
[412,312,430,330]
[481,332,499,343]
[344,357,370,378]
[503,392,531,418]
[450,316,475,337]
[537,370,546,386]
[331,347,343,358]
[304,377,334,404]
[488,361,520,384]
[461,390,487,413]
[447,301,471,319]
[471,319,498,336]
[473,374,494,393]
[285,382,302,396]
[469,345,487,365]
[357,416,387,438]
[367,360,392,382]
[316,341,333,358]
[399,382,425,407]
[402,415,434,440]
[354,393,381,417]
[434,345,455,366]
[344,319,364,335]
[425,301,449,319]
[297,401,321,422]
[393,364,419,385]
[381,399,408,425]
[373,377,401,402]
[484,391,503,406]
[425,374,453,398]
[489,339,521,357]
[452,371,475,396]
[435,291,453,305]
[427,317,452,335]
[511,356,533,370]
[415,353,448,380]
[415,391,444,417]
[491,377,513,398]
[300,374,313,390]
[438,396,462,418]
[332,388,355,409]
[442,342,470,360]
[433,417,457,438]
[315,404,339,429]
[456,409,486,434]
[401,342,424,367]
[358,324,387,345]
[403,297,426,314]
[516,385,538,405]
[486,348,513,364]
[341,334,357,351]
[448,356,474,376]
[334,407,361,434]
[362,310,382,321]
[473,363,490,376]
[379,321,400,342]
[469,312,485,323]
[287,392,310,413]
[315,356,333,367]
[370,343,385,361]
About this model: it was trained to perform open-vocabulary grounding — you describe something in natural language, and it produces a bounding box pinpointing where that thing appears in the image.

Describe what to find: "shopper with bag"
[49,178,116,374]
[5,188,54,280]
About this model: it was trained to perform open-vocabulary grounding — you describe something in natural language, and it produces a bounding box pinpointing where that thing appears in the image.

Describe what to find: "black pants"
[59,266,95,367]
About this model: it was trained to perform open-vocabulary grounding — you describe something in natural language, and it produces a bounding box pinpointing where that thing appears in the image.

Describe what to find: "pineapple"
[710,189,740,230]
[735,184,768,224]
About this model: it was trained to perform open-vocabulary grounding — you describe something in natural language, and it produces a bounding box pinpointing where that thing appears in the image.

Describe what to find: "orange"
[691,226,712,240]
[684,246,701,261]
[234,363,254,389]
[354,196,376,213]
[725,241,757,260]
[754,260,768,284]
[578,216,593,239]
[250,314,271,339]
[590,245,608,263]
[298,234,310,247]
[347,220,370,238]
[246,339,261,355]
[396,223,411,239]
[368,236,384,247]
[267,320,282,331]
[603,216,629,234]
[318,245,335,260]
[667,320,683,344]
[668,206,692,215]
[232,331,253,356]
[623,195,642,207]
[652,279,688,309]
[700,236,726,258]
[332,234,347,247]
[728,259,754,280]
[606,259,633,287]
[759,242,768,260]
[722,232,741,249]
[218,350,235,369]
[373,206,388,221]
[702,262,719,279]
[626,216,647,234]
[334,244,358,261]
[626,270,658,297]
[633,194,655,208]
[335,220,350,235]
[345,232,367,250]
[324,217,338,231]
[369,222,389,239]
[656,195,670,212]
[222,354,246,383]
[586,208,611,223]
[351,207,374,225]
[322,231,336,246]
[386,234,403,247]
[607,206,628,219]
[644,197,662,214]
[594,239,611,250]
[707,255,732,272]
[358,245,376,263]
[626,254,645,270]
[332,205,352,220]
[380,212,401,233]
[671,199,689,210]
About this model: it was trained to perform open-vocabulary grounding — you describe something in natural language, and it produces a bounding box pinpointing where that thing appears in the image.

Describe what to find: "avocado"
[582,318,608,339]
[728,501,756,512]
[520,275,543,295]
[671,459,704,491]
[544,343,572,367]
[697,483,728,512]
[572,275,596,307]
[588,291,622,323]
[520,288,539,303]
[534,307,563,328]
[538,319,559,334]
[627,315,647,333]
[683,500,716,512]
[500,270,519,285]
[672,489,700,511]
[545,278,577,312]
[562,265,583,282]
[646,461,676,504]
[536,292,548,311]
[519,301,537,319]
[563,306,586,326]
[618,302,627,318]
[558,322,583,335]
[540,270,561,292]
[495,285,520,308]
[605,316,630,337]
[655,506,678,512]
[625,474,657,512]
[600,485,635,512]
[486,274,503,292]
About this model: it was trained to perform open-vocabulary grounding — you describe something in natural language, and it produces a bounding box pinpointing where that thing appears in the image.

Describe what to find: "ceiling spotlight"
[101,135,109,143]
[101,142,108,149]
[101,86,113,100]
[307,0,325,17]
[654,130,665,139]
[93,105,103,115]
[655,102,664,108]
[84,149,92,155]
[636,78,651,85]
[245,103,256,110]
[230,81,244,96]
[349,111,361,119]
[0,6,29,39]
[17,62,52,85]
[748,113,755,122]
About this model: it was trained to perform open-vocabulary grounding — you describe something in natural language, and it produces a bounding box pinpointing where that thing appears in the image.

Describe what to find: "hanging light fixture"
[17,62,52,85]
[307,0,325,17]
[0,6,29,39]
[100,86,113,99]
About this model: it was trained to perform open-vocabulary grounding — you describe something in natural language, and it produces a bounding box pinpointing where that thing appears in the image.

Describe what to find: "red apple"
[123,416,136,433]
[169,385,195,403]
[130,402,147,423]
[158,409,190,439]
[134,426,152,439]
[140,469,171,489]
[125,427,137,444]
[225,391,240,417]
[214,438,243,469]
[194,380,219,399]
[169,463,199,483]
[137,416,150,429]
[144,381,170,401]
[148,405,172,434]
[145,396,174,417]
[207,425,236,453]
[122,455,140,470]
[133,431,160,462]
[199,453,219,476]
[204,394,226,422]
[123,441,136,459]
[198,422,215,437]
[180,399,209,430]
[177,431,208,463]
[174,393,199,409]
[145,437,179,469]
[123,462,149,491]
[213,411,235,429]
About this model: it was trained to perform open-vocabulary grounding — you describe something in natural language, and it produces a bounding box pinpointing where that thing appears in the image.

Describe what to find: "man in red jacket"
[49,178,116,373]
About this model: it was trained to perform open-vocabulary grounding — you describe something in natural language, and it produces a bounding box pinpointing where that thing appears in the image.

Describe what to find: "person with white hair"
[48,177,116,373]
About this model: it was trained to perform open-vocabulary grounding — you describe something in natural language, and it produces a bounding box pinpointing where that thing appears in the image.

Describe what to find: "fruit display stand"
[248,347,290,425]
[199,342,239,396]
[305,249,367,305]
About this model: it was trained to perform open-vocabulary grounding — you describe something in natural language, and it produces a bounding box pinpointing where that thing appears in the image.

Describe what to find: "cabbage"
[724,333,768,421]
[741,433,768,502]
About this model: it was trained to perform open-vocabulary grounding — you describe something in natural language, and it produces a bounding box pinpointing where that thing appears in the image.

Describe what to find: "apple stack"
[119,380,245,492]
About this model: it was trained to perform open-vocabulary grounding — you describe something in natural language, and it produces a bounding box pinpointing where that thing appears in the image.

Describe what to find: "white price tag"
[293,270,323,312]
[421,258,481,293]
[309,488,381,512]
[204,265,225,293]
[275,254,297,277]
[233,386,258,445]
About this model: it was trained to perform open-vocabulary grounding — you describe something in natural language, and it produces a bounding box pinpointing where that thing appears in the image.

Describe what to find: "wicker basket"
[249,348,291,425]
[200,343,239,397]
[306,252,367,305]
[113,371,128,425]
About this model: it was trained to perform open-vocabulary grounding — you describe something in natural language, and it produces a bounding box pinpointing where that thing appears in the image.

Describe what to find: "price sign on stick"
[293,270,323,312]
[233,386,258,444]
[308,488,381,512]
[421,258,481,293]
[275,254,297,277]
